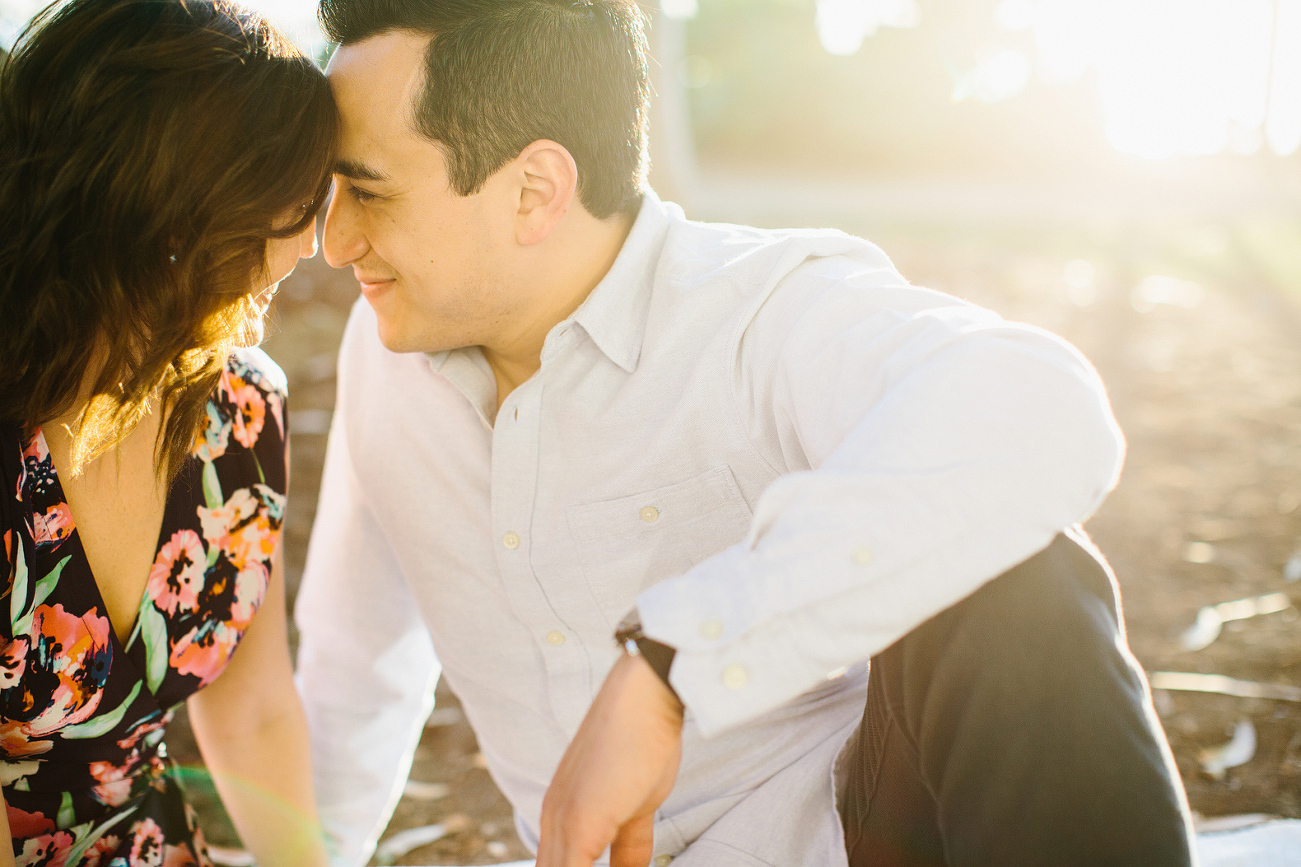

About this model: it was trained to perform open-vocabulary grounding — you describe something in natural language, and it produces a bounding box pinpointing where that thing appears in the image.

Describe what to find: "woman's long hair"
[0,0,337,482]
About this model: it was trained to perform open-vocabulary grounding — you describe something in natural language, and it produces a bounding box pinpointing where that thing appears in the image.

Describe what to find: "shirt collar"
[568,188,671,373]
[426,188,672,410]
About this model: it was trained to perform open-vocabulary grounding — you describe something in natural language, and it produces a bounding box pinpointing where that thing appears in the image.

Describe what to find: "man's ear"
[514,140,577,246]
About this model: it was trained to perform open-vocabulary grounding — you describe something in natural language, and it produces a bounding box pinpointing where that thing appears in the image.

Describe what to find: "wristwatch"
[614,608,679,703]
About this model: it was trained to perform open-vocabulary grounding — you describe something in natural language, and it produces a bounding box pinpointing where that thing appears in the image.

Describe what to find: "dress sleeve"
[293,308,440,867]
[231,347,290,498]
[637,257,1125,737]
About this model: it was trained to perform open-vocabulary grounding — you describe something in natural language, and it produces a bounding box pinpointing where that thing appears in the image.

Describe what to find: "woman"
[0,0,336,864]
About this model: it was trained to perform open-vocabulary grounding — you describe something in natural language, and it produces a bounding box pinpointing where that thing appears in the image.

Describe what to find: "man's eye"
[348,186,379,203]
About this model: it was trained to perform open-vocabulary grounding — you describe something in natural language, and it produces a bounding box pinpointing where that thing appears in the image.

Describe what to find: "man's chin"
[373,315,450,356]
[374,321,418,354]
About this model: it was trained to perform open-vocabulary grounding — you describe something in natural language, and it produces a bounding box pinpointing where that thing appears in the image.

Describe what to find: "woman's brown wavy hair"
[0,0,337,483]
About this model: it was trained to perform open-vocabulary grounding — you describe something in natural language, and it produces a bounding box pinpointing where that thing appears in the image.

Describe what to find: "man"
[295,1,1196,865]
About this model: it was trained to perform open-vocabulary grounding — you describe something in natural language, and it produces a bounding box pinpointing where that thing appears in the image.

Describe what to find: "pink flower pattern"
[170,560,267,687]
[0,636,29,689]
[16,831,75,867]
[146,531,206,616]
[1,350,287,865]
[127,818,165,867]
[22,603,112,738]
[196,486,284,572]
[78,834,121,867]
[29,503,72,551]
[220,371,266,451]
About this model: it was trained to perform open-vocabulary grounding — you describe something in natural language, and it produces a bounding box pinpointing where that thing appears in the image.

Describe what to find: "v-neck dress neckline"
[0,348,288,867]
[32,427,172,654]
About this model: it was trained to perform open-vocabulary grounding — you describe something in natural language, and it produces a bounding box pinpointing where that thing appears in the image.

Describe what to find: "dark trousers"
[839,532,1196,866]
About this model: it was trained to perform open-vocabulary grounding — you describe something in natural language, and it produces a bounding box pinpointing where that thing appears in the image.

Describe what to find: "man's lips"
[356,274,396,297]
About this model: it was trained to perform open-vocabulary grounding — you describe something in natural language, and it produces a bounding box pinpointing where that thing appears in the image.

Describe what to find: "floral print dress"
[0,348,288,867]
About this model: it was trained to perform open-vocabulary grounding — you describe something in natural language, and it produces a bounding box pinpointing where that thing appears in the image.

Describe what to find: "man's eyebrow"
[333,159,388,182]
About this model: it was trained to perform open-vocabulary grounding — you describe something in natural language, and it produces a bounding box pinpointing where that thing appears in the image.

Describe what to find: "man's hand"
[537,650,685,867]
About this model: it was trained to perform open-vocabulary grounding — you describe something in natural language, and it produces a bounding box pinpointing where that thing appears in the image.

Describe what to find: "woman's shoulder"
[196,348,289,469]
[224,346,288,402]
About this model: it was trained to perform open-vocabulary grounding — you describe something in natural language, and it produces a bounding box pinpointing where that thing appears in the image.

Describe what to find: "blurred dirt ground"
[166,175,1301,864]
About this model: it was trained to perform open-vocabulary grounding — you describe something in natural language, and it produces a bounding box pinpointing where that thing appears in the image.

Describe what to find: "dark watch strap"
[615,610,680,703]
[632,635,678,702]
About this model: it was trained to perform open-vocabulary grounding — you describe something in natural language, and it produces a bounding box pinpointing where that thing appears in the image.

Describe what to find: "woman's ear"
[514,139,577,246]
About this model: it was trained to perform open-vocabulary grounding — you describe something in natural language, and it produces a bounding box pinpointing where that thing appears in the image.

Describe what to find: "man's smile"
[355,271,396,298]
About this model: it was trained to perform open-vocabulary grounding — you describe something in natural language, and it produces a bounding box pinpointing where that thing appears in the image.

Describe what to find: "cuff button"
[655,856,674,866]
[699,618,724,640]
[722,663,749,690]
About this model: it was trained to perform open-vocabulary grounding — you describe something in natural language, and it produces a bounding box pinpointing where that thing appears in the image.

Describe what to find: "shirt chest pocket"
[566,466,753,622]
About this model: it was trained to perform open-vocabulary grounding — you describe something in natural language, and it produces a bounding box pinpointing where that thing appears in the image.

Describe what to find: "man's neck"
[484,208,635,413]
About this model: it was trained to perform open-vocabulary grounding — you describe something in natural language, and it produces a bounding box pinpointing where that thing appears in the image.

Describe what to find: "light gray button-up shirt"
[295,190,1124,867]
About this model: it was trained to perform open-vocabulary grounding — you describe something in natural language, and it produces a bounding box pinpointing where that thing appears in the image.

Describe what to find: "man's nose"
[321,188,366,268]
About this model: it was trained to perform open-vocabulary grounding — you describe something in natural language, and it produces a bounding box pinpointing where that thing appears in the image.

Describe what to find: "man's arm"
[538,650,683,867]
[641,279,1124,734]
[539,259,1125,866]
[294,316,440,867]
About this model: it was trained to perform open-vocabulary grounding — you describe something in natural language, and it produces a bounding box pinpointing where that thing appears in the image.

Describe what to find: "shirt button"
[640,506,660,523]
[722,664,749,690]
[699,618,724,640]
[851,546,873,566]
[654,856,674,866]
[502,532,521,549]
[546,630,566,646]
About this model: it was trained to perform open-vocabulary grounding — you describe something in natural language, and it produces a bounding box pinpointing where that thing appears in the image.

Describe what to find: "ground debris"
[375,814,471,865]
[1285,546,1301,583]
[403,780,451,800]
[1180,593,1292,651]
[1200,720,1257,780]
[1149,672,1301,702]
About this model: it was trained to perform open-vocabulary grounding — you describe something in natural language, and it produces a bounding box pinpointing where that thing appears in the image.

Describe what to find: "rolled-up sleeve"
[294,313,440,867]
[637,261,1124,737]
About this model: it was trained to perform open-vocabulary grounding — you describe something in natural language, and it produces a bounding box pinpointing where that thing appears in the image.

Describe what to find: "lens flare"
[1267,0,1301,155]
[1028,0,1298,157]
[815,0,920,57]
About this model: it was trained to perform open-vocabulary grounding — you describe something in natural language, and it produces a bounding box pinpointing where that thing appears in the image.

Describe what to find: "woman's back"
[42,402,169,648]
[0,349,288,865]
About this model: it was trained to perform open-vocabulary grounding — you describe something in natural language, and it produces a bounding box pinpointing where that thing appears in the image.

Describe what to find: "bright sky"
[4,0,1299,161]
[813,0,1301,159]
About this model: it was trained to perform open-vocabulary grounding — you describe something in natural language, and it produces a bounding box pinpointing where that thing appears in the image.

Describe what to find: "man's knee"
[862,532,1194,865]
[880,532,1128,716]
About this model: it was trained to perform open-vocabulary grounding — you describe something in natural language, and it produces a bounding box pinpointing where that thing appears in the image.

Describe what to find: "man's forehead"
[328,30,429,130]
[328,30,435,176]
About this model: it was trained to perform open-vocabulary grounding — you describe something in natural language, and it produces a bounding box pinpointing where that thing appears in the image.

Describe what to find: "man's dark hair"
[319,0,650,219]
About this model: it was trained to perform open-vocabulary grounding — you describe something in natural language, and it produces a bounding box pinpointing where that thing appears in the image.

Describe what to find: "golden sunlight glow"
[661,0,700,21]
[815,0,920,57]
[1027,0,1301,158]
[1267,0,1301,156]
